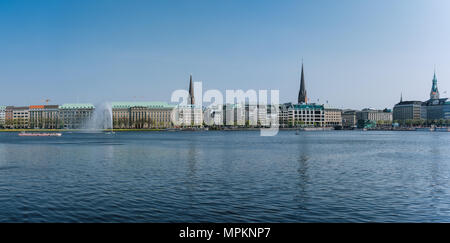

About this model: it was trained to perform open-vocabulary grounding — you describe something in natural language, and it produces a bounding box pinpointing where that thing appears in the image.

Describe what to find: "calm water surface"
[0,131,449,222]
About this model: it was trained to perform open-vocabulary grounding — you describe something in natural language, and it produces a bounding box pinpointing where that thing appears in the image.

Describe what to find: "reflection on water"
[0,131,449,222]
[295,133,310,210]
[427,133,448,216]
[185,141,198,204]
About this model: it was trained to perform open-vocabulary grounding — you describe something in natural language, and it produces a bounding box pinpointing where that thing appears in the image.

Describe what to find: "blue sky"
[0,0,449,109]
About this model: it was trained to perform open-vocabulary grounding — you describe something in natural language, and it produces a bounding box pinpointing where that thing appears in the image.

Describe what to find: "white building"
[12,106,30,129]
[324,107,342,127]
[0,106,6,127]
[172,105,203,127]
[223,104,245,126]
[279,103,325,127]
[356,108,393,123]
[203,105,223,126]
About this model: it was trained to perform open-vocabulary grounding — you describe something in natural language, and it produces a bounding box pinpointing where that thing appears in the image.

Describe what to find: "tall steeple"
[430,69,440,100]
[298,62,307,104]
[188,74,195,105]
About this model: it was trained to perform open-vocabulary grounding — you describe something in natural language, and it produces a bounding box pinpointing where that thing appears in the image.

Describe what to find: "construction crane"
[42,99,51,105]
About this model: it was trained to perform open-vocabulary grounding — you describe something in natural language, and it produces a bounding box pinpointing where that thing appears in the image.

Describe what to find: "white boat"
[18,132,62,137]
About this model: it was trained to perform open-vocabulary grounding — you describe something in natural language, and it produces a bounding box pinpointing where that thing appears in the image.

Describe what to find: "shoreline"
[0,127,447,132]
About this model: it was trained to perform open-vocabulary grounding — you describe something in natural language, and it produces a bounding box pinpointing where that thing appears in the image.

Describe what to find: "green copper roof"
[292,103,324,110]
[111,101,175,109]
[59,103,95,109]
[0,105,6,110]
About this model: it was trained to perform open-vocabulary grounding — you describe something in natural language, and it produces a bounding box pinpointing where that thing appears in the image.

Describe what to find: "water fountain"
[83,102,114,133]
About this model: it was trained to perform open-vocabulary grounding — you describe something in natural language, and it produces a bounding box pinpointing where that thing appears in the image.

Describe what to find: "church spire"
[188,74,195,105]
[430,69,439,100]
[298,62,307,104]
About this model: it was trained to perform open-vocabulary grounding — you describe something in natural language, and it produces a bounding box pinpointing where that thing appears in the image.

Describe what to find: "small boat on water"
[18,132,62,137]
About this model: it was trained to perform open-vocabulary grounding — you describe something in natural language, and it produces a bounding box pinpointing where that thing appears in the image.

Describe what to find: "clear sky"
[0,0,449,109]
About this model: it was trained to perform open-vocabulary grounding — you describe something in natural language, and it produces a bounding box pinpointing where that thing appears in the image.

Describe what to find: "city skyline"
[0,0,449,109]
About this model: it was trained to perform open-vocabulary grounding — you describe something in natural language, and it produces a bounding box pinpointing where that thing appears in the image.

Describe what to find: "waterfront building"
[112,105,131,129]
[356,108,392,127]
[245,104,258,127]
[4,106,14,128]
[223,103,246,126]
[258,104,279,127]
[130,106,150,129]
[419,71,449,121]
[0,106,5,127]
[342,110,357,128]
[171,74,203,127]
[277,63,325,127]
[421,98,449,120]
[11,106,30,129]
[111,102,174,128]
[324,107,342,127]
[444,102,450,120]
[280,103,324,127]
[292,103,324,127]
[216,103,277,127]
[173,105,203,127]
[278,103,291,128]
[59,103,95,129]
[204,105,224,127]
[29,105,59,129]
[393,101,422,122]
[257,104,269,126]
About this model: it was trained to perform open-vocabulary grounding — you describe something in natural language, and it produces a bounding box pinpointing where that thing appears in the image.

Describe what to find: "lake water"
[0,130,449,222]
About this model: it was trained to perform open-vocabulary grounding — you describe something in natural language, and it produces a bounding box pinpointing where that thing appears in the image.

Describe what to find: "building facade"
[278,104,291,128]
[0,106,5,127]
[223,104,246,126]
[4,106,14,128]
[324,108,342,127]
[393,101,422,122]
[29,105,59,129]
[203,105,224,127]
[356,108,393,123]
[112,102,174,129]
[419,72,449,121]
[170,105,202,127]
[59,104,95,129]
[170,75,203,127]
[342,110,357,128]
[245,104,258,127]
[11,106,30,129]
[396,71,449,124]
[279,103,324,127]
[421,98,449,120]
